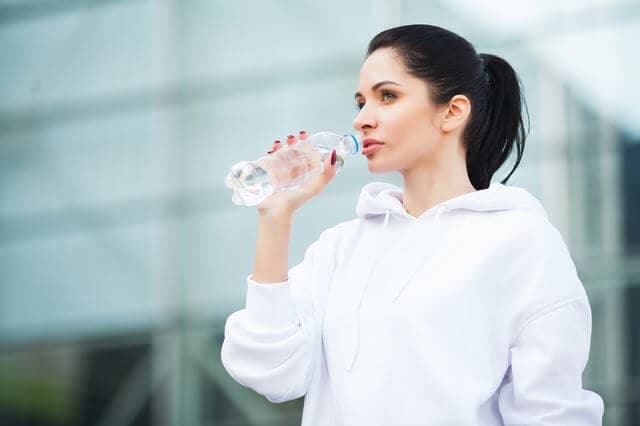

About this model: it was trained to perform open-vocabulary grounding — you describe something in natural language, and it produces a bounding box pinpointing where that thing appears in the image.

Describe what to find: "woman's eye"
[355,92,394,110]
[382,91,396,101]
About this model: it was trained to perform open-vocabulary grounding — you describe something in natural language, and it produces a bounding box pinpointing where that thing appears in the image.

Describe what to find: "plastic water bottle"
[224,132,360,206]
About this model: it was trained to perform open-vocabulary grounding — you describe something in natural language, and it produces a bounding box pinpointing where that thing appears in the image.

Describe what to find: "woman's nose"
[352,106,377,132]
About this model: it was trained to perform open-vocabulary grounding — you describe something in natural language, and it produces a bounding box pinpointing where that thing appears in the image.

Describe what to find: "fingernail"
[287,134,294,139]
[274,140,281,144]
[299,130,307,135]
[331,150,337,166]
[267,150,274,154]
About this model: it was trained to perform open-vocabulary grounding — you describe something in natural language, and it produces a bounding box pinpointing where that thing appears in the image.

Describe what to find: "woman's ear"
[441,95,471,133]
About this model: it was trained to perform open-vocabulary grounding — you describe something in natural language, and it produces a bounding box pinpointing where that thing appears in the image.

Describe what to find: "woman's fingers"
[268,140,281,154]
[269,130,308,153]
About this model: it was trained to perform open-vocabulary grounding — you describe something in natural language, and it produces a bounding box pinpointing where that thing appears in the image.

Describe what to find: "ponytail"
[367,25,529,190]
[468,54,529,189]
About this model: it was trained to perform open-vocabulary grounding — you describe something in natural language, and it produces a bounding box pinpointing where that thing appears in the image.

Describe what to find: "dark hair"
[366,24,528,190]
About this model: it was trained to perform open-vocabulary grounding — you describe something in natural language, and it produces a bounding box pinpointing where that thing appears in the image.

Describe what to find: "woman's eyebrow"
[354,80,400,99]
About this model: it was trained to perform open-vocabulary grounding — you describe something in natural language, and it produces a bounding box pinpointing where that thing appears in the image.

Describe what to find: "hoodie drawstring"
[433,204,447,223]
[347,209,391,372]
[347,205,448,372]
[390,205,448,303]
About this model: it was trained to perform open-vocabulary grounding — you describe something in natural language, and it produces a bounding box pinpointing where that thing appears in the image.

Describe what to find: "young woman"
[221,24,604,425]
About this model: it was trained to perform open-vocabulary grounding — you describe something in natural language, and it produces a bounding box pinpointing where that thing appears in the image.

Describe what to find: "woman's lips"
[362,144,382,156]
[361,138,384,156]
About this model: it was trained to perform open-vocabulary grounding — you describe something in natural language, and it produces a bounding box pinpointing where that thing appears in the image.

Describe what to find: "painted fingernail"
[267,150,274,154]
[287,134,294,139]
[299,130,307,135]
[274,140,281,144]
[331,150,337,166]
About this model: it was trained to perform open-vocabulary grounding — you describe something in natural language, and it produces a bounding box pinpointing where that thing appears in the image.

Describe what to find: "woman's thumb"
[311,149,336,193]
[324,149,338,178]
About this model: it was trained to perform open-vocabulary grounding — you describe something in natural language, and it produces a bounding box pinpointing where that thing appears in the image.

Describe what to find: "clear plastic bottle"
[224,132,360,206]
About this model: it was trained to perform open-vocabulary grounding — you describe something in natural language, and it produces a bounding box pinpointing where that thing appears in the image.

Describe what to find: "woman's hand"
[257,131,338,219]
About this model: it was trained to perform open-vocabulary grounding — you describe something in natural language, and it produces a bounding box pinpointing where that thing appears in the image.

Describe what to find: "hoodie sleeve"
[220,224,341,403]
[497,298,604,425]
[496,216,604,425]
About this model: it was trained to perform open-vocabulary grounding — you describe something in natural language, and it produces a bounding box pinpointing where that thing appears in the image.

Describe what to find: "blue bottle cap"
[344,134,360,153]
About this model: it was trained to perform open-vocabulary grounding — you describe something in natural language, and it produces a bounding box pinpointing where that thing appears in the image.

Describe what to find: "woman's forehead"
[357,49,428,95]
[360,49,404,76]
[358,50,407,87]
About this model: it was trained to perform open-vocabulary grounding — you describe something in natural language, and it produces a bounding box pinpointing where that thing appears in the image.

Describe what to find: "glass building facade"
[1,1,639,424]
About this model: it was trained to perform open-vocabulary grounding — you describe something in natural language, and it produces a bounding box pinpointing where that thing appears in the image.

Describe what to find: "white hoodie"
[221,181,605,426]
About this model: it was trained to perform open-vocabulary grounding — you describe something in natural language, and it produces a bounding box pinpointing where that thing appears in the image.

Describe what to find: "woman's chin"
[366,161,393,174]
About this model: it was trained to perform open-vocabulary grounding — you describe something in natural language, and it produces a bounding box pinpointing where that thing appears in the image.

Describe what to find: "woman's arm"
[220,220,341,403]
[220,133,339,402]
[252,213,293,283]
[497,297,604,424]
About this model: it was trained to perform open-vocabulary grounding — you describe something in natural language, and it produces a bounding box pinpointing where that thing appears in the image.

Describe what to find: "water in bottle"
[224,132,360,206]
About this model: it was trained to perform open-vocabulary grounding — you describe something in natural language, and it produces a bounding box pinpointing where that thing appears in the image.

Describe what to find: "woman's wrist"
[257,206,296,223]
[253,210,293,284]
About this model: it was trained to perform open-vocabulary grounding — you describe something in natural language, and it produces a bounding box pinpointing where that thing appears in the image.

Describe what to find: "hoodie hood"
[356,181,547,221]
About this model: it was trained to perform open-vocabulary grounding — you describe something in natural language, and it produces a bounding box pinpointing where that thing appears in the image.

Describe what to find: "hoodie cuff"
[245,274,298,329]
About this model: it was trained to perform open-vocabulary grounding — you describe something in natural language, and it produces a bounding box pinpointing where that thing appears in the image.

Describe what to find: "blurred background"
[0,0,639,425]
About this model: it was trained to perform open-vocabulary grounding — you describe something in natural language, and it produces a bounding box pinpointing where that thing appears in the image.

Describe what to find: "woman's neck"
[400,145,476,219]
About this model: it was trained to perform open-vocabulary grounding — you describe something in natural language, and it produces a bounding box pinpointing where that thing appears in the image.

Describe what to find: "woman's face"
[353,47,447,174]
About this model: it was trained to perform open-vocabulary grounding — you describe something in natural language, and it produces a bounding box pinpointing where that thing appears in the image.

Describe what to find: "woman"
[221,24,604,425]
